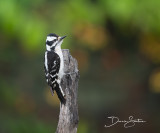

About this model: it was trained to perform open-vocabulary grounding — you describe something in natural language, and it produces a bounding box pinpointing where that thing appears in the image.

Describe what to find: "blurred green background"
[0,0,160,133]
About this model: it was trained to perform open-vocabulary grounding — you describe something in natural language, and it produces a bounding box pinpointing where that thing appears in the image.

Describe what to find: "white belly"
[55,46,64,79]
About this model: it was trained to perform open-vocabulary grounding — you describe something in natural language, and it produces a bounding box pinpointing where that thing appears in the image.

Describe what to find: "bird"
[44,33,66,104]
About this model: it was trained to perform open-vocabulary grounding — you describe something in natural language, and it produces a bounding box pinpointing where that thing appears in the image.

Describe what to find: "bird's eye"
[53,39,57,42]
[46,40,54,46]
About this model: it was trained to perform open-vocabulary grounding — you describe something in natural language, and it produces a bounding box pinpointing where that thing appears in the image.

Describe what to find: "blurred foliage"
[0,0,160,133]
[0,114,54,133]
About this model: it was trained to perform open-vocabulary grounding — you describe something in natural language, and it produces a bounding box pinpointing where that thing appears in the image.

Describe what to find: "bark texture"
[56,49,79,133]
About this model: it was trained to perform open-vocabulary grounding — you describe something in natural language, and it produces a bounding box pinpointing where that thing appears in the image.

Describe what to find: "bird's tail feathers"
[54,86,66,104]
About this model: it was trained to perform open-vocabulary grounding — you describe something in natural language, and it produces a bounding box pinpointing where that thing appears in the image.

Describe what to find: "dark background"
[0,0,160,133]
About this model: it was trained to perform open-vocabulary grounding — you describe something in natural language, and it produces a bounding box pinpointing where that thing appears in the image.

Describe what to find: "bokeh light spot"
[149,68,160,93]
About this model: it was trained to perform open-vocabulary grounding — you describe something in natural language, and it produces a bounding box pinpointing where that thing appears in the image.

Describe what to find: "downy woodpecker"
[44,33,66,104]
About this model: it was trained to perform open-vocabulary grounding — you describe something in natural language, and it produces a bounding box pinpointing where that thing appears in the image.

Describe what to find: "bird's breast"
[55,46,64,79]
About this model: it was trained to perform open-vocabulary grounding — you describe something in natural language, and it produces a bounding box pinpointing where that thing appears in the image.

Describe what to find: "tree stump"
[56,49,79,133]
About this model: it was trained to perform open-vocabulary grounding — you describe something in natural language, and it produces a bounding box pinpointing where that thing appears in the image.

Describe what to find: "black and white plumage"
[44,33,66,104]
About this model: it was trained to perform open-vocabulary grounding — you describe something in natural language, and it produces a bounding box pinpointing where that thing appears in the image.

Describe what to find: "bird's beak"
[59,36,66,41]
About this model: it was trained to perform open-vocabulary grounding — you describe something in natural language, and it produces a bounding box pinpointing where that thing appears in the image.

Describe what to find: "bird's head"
[46,33,66,51]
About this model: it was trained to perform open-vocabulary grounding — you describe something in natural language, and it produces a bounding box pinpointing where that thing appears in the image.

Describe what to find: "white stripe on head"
[46,45,51,51]
[46,36,57,42]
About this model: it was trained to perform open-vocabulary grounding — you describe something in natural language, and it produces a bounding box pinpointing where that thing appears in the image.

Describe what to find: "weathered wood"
[56,49,79,133]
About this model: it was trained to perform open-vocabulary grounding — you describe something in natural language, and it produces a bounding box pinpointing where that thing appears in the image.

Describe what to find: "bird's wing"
[47,51,60,87]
